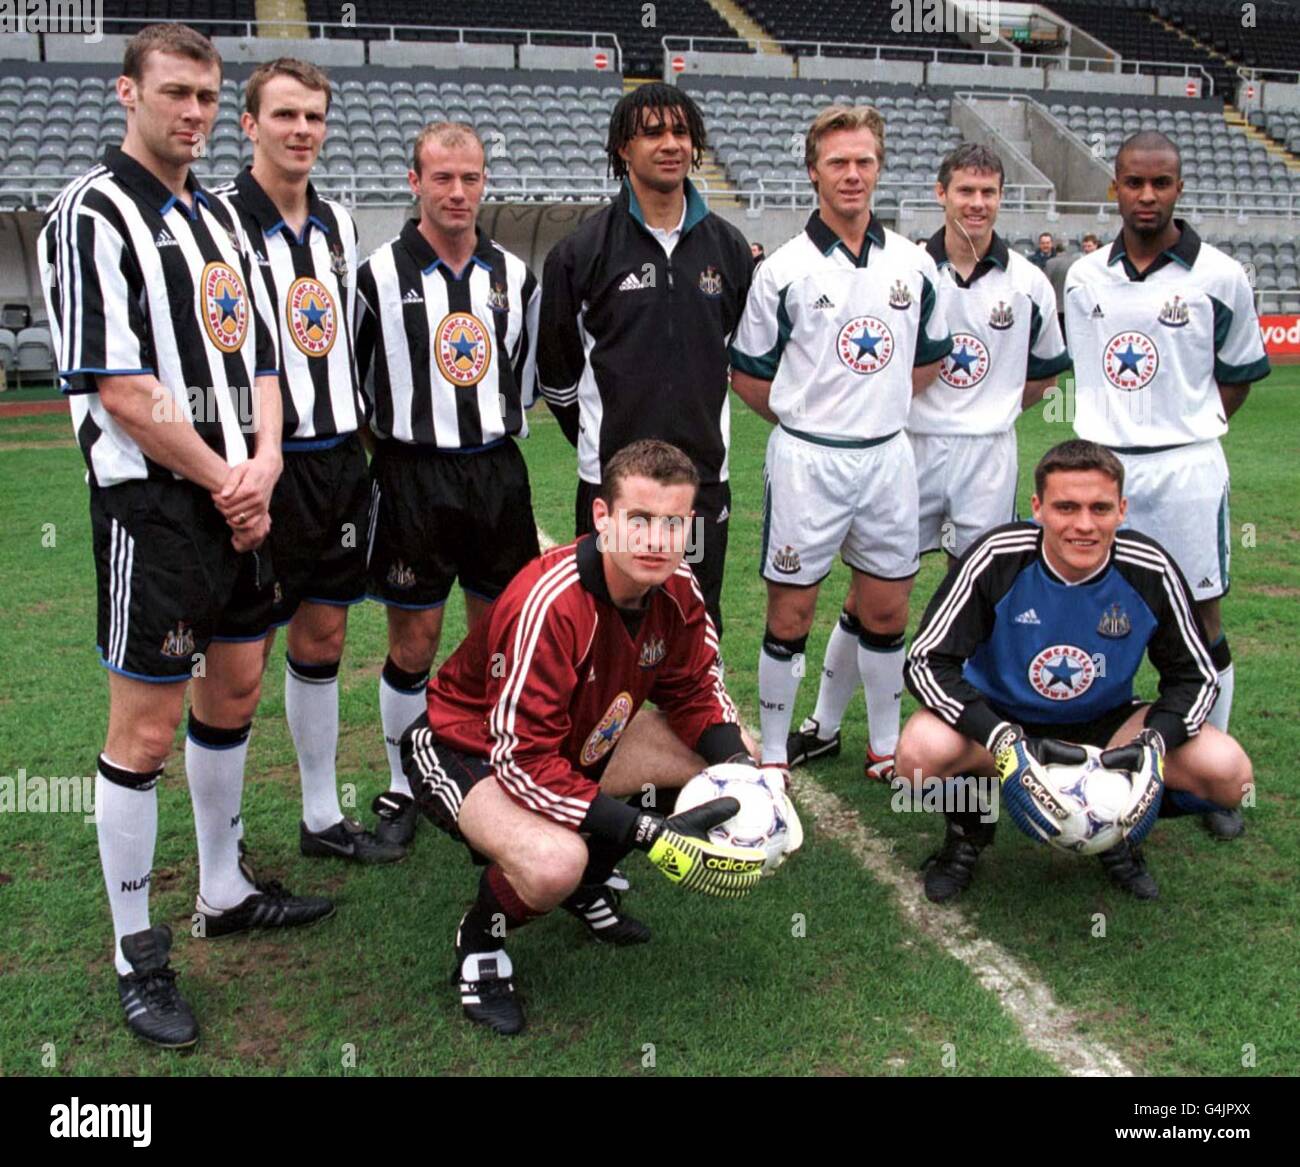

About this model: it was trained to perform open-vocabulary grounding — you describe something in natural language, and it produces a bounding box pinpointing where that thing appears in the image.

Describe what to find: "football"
[674,763,792,874]
[1001,744,1164,856]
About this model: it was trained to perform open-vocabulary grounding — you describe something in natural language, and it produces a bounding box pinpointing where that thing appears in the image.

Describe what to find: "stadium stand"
[104,1,258,39]
[0,66,628,209]
[1045,2,1236,99]
[303,1,747,76]
[688,81,966,213]
[734,0,975,59]
[1162,0,1300,77]
[1048,99,1300,211]
[0,328,15,375]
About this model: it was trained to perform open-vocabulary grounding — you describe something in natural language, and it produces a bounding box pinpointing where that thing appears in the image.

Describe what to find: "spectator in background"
[1030,231,1055,270]
[751,241,766,265]
[1081,232,1100,254]
[1044,235,1074,338]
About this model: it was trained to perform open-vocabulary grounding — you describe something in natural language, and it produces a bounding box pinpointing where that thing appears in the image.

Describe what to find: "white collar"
[1041,541,1110,587]
[647,199,687,239]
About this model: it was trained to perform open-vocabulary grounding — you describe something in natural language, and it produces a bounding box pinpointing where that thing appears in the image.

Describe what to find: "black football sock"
[457,864,542,955]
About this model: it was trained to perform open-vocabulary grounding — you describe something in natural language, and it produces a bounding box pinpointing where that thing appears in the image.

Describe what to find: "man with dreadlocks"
[537,83,753,637]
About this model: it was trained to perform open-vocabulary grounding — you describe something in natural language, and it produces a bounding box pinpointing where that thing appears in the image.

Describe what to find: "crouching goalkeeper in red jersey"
[399,440,767,1035]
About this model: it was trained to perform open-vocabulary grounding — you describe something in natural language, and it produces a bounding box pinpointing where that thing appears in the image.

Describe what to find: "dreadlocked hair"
[605,83,707,180]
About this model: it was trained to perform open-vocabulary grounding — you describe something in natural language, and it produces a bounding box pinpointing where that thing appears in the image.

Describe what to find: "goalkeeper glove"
[631,798,765,899]
[1099,727,1165,778]
[992,723,1089,786]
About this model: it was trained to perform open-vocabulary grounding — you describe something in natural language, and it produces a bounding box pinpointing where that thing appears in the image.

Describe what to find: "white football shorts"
[911,429,1019,558]
[1114,437,1230,601]
[760,425,919,585]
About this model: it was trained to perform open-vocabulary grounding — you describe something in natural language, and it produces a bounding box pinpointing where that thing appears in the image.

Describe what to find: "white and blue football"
[674,763,791,874]
[1002,744,1163,856]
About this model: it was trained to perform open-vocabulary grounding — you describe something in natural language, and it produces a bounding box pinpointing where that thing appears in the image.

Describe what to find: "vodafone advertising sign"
[1259,316,1300,355]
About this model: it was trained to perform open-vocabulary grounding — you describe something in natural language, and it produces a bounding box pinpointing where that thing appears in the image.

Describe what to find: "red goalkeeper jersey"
[425,534,739,829]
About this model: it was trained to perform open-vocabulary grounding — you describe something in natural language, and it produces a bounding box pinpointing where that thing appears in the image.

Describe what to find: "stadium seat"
[14,326,53,380]
[0,328,15,374]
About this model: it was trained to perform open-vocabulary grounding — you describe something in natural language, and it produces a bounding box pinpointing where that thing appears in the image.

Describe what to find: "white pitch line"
[786,767,1135,1077]
[533,521,1133,1075]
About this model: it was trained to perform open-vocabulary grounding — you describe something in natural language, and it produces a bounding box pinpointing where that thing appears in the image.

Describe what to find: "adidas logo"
[811,293,835,310]
[1197,577,1213,589]
[253,249,270,267]
[717,505,729,522]
[618,271,651,292]
[402,289,424,304]
[155,229,178,247]
[1014,608,1041,625]
[1090,304,1105,319]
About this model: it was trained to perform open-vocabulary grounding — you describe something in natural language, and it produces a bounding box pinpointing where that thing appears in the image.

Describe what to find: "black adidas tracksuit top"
[537,179,753,485]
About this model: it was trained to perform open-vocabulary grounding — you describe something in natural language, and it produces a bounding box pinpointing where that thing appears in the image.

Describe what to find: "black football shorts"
[367,438,540,608]
[269,433,370,625]
[400,713,492,864]
[90,478,274,681]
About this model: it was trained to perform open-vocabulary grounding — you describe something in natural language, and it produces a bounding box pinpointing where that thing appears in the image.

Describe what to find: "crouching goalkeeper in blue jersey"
[899,439,1252,902]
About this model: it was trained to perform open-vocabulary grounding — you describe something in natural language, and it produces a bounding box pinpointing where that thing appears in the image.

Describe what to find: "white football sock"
[380,669,426,794]
[758,638,805,765]
[810,617,862,737]
[186,722,257,911]
[1207,663,1234,733]
[96,765,159,976]
[858,638,905,757]
[286,657,343,833]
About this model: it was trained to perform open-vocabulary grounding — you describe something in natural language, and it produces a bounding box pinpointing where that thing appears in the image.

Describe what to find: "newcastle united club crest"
[1158,295,1189,328]
[1097,602,1131,638]
[988,300,1014,330]
[888,279,913,309]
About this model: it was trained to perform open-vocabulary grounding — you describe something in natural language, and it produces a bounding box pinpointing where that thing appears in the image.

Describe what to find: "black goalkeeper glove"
[1100,727,1165,775]
[630,798,765,899]
[992,723,1089,786]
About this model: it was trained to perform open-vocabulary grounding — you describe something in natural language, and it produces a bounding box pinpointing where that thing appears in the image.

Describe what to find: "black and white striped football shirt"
[38,147,278,488]
[212,168,365,448]
[354,221,539,449]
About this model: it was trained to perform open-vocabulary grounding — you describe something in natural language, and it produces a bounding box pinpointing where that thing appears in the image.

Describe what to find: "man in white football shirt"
[1065,130,1270,840]
[730,105,952,779]
[789,144,1071,776]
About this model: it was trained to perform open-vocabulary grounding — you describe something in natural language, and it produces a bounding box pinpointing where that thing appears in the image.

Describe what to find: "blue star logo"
[599,717,623,743]
[949,343,977,376]
[1046,655,1082,690]
[299,299,328,331]
[450,331,478,363]
[1115,343,1145,376]
[215,287,241,323]
[851,327,880,359]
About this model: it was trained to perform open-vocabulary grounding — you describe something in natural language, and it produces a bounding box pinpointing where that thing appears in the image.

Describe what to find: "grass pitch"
[0,372,1296,1077]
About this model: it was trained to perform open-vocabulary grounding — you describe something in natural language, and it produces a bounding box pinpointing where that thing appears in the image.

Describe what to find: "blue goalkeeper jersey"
[906,522,1219,751]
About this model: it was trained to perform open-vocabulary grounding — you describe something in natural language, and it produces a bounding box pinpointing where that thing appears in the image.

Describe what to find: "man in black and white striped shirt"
[354,121,542,843]
[37,24,332,1050]
[212,58,402,866]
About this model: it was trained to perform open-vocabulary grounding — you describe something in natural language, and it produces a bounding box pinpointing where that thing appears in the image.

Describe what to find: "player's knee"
[858,603,908,637]
[132,723,179,771]
[1224,741,1253,804]
[517,831,587,909]
[389,638,436,676]
[896,713,944,788]
[218,672,263,722]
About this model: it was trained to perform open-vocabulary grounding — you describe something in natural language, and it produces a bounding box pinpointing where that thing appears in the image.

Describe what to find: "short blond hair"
[805,105,886,171]
[412,122,485,175]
